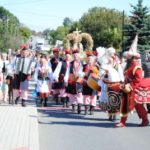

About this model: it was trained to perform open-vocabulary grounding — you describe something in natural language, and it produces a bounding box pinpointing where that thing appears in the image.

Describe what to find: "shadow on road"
[37,101,118,128]
[37,99,144,128]
[39,120,115,128]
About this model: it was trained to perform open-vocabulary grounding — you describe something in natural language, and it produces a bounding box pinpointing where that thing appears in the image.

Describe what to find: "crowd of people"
[0,43,150,127]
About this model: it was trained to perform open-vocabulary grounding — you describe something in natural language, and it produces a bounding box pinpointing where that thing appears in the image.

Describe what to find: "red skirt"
[39,92,49,98]
[135,78,150,104]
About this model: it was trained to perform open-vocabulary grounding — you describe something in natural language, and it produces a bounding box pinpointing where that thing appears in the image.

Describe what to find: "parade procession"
[1,1,150,150]
[0,30,150,128]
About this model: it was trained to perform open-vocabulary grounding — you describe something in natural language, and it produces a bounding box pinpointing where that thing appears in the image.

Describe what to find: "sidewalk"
[0,80,39,150]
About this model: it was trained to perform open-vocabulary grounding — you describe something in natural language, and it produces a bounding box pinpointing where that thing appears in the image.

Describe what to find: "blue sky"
[0,0,150,31]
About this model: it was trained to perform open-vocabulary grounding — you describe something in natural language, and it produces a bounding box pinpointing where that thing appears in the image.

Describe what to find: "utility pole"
[122,10,125,52]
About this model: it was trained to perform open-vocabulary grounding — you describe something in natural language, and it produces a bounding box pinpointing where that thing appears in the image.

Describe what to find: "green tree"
[69,21,82,33]
[63,17,73,27]
[49,26,68,45]
[19,26,31,43]
[0,7,25,51]
[124,0,150,52]
[79,7,125,50]
[43,28,51,40]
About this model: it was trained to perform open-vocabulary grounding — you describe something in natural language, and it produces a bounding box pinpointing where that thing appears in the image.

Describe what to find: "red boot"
[135,104,149,127]
[115,117,127,127]
[139,120,149,127]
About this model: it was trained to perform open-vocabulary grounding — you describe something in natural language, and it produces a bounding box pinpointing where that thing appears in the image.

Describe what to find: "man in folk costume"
[62,49,72,107]
[66,49,84,114]
[13,44,34,106]
[34,53,52,107]
[82,50,98,115]
[52,49,72,107]
[49,47,62,104]
[116,35,150,127]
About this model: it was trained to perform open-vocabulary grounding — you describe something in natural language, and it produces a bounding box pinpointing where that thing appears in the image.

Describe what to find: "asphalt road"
[38,101,150,150]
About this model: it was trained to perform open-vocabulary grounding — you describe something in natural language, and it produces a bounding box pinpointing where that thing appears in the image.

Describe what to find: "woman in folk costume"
[1,53,9,103]
[66,49,84,114]
[49,47,63,105]
[107,48,125,83]
[3,54,14,104]
[116,35,150,127]
[96,47,108,112]
[106,48,124,120]
[82,50,99,115]
[1,53,9,77]
[0,67,4,101]
[34,53,52,107]
[0,54,4,101]
[97,47,123,120]
[52,49,72,107]
[99,62,122,120]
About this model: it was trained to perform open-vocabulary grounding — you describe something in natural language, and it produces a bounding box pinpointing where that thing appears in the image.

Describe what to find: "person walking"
[13,44,35,107]
[66,49,84,114]
[49,47,62,105]
[82,50,98,115]
[116,50,149,127]
[34,53,52,107]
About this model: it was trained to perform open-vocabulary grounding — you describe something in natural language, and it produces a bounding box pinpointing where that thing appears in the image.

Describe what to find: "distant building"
[29,36,51,51]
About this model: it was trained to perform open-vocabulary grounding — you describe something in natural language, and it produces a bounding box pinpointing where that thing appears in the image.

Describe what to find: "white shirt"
[98,80,108,103]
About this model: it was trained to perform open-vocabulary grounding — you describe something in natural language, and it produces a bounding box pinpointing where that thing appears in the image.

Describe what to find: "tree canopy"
[124,0,150,52]
[79,7,126,50]
[1,1,150,54]
[0,7,31,52]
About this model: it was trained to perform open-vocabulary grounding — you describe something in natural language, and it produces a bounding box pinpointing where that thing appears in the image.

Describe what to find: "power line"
[21,22,58,31]
[2,0,49,6]
[9,9,65,19]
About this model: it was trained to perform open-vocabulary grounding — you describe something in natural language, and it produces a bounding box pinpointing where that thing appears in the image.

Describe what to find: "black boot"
[89,106,94,115]
[22,99,26,107]
[72,104,76,112]
[44,98,48,107]
[84,105,89,115]
[60,97,64,104]
[15,96,19,105]
[40,98,43,105]
[62,97,66,107]
[8,92,11,104]
[54,94,59,105]
[66,97,69,108]
[77,104,82,114]
[112,114,116,120]
[108,115,113,121]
